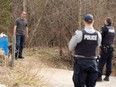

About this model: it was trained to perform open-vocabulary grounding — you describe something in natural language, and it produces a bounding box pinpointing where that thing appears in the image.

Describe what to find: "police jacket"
[68,26,102,57]
[101,24,115,46]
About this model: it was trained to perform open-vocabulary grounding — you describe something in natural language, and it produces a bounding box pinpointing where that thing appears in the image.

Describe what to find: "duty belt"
[74,55,97,60]
[102,44,114,48]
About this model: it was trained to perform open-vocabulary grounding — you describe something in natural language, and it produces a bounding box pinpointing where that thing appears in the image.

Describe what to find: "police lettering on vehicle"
[84,35,97,40]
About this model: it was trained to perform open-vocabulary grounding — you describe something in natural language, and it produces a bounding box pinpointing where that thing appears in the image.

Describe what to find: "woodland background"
[0,0,116,86]
[0,0,116,54]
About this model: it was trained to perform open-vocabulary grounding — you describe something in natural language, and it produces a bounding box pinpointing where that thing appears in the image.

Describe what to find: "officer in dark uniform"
[97,17,115,81]
[69,14,102,87]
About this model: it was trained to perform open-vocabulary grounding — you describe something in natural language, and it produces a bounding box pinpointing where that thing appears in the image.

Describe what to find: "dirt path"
[40,68,116,87]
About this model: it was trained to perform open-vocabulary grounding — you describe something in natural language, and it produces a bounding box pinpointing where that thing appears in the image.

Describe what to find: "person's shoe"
[18,56,24,59]
[104,76,109,81]
[97,77,102,82]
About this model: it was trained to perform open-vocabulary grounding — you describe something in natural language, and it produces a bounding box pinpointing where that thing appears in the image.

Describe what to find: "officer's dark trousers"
[98,47,114,77]
[73,58,98,87]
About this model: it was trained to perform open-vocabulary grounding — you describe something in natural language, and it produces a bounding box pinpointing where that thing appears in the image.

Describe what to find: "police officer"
[69,14,102,87]
[97,17,115,81]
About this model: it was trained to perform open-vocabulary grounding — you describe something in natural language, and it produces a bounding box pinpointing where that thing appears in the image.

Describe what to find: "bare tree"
[9,0,116,57]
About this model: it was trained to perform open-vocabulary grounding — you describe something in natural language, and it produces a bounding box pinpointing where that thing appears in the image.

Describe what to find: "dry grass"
[0,55,44,87]
[25,47,72,69]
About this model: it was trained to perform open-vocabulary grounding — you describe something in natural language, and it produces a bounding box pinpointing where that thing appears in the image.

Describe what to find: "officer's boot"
[104,76,109,81]
[97,76,102,81]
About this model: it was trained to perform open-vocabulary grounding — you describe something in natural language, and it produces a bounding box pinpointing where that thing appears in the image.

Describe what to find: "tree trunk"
[77,0,82,29]
[23,0,27,12]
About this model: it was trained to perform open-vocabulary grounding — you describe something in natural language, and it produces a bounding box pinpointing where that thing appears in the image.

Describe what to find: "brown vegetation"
[0,1,116,86]
[9,0,116,58]
[0,56,43,87]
